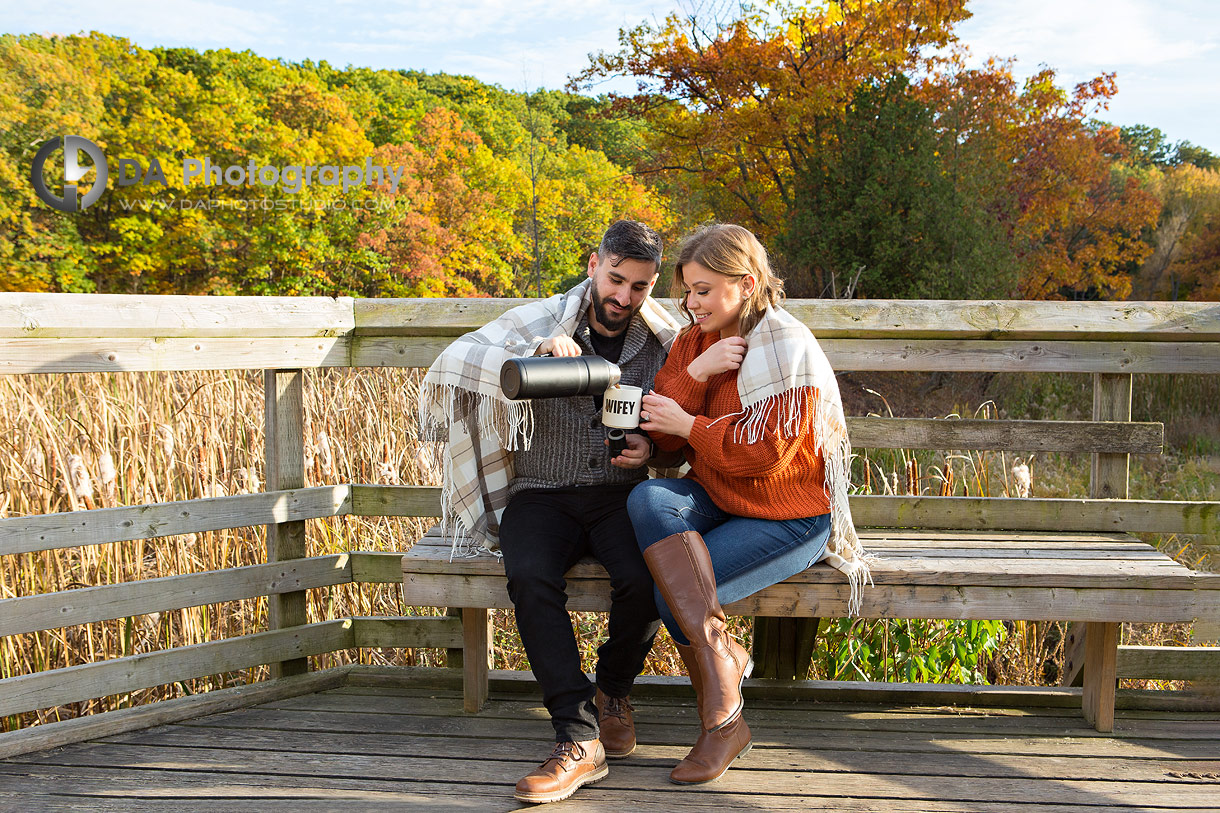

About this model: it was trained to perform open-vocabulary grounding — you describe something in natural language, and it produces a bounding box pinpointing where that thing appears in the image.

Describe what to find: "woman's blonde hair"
[673,223,785,337]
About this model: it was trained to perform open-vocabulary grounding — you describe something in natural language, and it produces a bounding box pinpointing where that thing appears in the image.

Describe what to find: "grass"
[1,368,1217,732]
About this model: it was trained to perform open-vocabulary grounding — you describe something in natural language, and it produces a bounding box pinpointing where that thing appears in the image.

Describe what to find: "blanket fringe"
[734,387,874,615]
[419,380,531,560]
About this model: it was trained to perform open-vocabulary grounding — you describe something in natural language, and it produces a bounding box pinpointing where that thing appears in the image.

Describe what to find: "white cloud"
[958,0,1216,72]
[955,0,1220,147]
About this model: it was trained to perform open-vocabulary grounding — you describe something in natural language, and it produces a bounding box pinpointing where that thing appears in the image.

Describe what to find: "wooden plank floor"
[2,680,1219,812]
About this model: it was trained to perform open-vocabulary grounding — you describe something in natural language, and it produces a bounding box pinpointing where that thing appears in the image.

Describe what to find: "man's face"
[586,252,659,337]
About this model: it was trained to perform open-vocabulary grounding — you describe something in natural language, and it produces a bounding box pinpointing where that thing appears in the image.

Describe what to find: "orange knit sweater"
[649,327,831,520]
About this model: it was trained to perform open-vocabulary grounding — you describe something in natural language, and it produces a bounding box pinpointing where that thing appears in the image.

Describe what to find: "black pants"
[499,484,661,742]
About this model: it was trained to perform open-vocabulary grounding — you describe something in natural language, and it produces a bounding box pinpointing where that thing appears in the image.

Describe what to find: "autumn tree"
[575,0,970,244]
[0,33,104,292]
[970,71,1159,298]
[357,107,524,297]
[578,0,1161,299]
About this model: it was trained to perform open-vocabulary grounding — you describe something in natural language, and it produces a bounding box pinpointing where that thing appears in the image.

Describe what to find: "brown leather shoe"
[514,739,608,804]
[595,688,636,757]
[669,713,752,785]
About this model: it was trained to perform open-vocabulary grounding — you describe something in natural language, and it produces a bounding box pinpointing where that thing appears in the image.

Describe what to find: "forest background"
[4,0,1220,304]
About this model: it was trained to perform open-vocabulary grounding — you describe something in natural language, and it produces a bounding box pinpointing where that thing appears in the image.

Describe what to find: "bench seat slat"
[415,527,1148,545]
[414,540,1164,553]
[403,555,1210,588]
[402,572,1219,623]
[403,529,1220,621]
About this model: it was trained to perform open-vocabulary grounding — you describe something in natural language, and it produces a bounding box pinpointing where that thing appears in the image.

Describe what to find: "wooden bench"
[400,300,1220,732]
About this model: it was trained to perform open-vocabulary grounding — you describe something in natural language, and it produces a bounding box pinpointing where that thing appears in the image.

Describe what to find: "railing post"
[1091,373,1132,501]
[265,369,309,678]
[1079,372,1132,731]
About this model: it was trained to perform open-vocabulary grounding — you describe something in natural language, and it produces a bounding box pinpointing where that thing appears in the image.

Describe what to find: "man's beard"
[591,287,636,333]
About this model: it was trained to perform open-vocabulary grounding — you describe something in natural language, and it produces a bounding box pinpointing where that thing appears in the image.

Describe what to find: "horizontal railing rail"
[3,295,1219,374]
[0,487,353,556]
[0,616,464,720]
[0,556,353,638]
[5,295,1216,340]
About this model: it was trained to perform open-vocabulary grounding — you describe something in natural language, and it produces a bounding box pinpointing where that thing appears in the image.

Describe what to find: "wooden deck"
[2,671,1218,812]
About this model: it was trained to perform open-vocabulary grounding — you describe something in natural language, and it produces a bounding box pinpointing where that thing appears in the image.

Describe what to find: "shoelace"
[547,740,585,765]
[601,695,633,722]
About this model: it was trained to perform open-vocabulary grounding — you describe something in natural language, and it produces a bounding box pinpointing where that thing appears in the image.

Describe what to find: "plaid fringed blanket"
[418,279,679,557]
[730,305,874,613]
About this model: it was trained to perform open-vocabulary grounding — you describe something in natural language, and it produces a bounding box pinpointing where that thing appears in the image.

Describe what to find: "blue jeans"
[627,478,830,645]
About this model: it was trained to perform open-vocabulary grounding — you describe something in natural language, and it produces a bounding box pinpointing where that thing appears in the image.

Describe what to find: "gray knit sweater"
[507,308,667,500]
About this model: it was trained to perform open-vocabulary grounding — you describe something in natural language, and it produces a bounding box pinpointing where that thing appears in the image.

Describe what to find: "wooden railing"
[2,294,1218,741]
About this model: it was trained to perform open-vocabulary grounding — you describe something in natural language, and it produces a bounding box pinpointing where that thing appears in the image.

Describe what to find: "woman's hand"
[536,335,581,357]
[639,392,696,439]
[687,336,748,382]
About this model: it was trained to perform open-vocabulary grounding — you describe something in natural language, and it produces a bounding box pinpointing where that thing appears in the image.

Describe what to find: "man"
[418,220,678,805]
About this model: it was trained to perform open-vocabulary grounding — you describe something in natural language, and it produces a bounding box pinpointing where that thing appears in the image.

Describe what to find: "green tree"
[785,75,1017,299]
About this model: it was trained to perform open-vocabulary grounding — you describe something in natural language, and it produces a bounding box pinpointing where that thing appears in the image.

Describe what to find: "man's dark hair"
[598,220,663,272]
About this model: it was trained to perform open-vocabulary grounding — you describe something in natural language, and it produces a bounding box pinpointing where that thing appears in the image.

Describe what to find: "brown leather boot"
[514,739,608,804]
[669,713,753,784]
[643,531,753,730]
[672,641,753,784]
[674,642,703,718]
[595,688,636,758]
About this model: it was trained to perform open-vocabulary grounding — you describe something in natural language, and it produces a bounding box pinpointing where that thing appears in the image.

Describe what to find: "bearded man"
[419,220,678,804]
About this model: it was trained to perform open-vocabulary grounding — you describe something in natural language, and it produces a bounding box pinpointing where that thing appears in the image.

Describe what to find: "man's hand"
[536,336,582,357]
[608,431,651,469]
[639,392,696,439]
[687,336,748,382]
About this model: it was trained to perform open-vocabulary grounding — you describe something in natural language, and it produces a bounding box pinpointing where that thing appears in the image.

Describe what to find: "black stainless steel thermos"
[499,356,622,400]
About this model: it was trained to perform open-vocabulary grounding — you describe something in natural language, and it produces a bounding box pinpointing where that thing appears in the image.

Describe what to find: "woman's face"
[680,260,754,338]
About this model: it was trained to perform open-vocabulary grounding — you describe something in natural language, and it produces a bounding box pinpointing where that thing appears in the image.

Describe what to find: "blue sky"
[4,0,1216,152]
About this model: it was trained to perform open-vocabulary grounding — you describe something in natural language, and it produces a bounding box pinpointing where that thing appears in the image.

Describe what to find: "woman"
[628,223,870,785]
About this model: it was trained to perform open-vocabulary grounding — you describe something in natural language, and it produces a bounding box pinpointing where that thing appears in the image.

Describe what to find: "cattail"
[940,464,955,497]
[24,443,46,475]
[1012,459,1032,498]
[125,463,138,503]
[376,461,399,485]
[412,442,440,485]
[205,481,227,499]
[141,611,162,647]
[237,467,259,493]
[316,431,335,479]
[906,458,919,495]
[155,424,175,465]
[98,451,117,504]
[66,454,96,509]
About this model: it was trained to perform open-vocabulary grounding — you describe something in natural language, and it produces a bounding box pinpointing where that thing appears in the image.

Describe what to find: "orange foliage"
[577,0,971,241]
[581,1,1161,299]
[358,108,524,297]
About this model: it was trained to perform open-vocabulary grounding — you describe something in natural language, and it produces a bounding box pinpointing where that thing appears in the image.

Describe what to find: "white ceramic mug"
[601,384,642,429]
